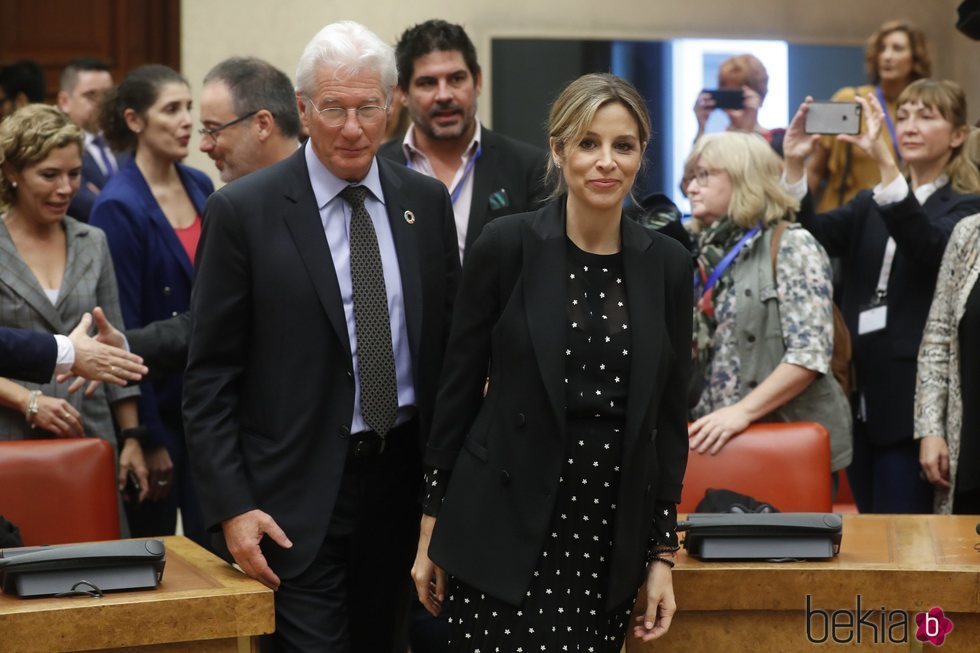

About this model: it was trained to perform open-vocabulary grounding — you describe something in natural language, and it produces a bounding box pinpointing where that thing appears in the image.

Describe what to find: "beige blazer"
[915,213,980,514]
[0,215,138,444]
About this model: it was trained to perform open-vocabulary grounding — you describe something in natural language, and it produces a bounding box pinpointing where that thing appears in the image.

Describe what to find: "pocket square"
[488,188,510,210]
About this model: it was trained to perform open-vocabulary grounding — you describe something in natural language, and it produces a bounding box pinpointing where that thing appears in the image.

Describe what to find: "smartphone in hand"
[805,101,862,135]
[702,88,744,110]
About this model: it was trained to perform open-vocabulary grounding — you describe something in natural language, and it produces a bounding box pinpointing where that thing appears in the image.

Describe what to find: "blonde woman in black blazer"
[412,73,692,652]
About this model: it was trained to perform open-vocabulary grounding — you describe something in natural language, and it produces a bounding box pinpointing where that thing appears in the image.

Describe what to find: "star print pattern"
[425,239,679,651]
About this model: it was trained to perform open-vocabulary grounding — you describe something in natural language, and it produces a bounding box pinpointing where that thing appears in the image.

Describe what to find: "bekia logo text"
[806,595,954,645]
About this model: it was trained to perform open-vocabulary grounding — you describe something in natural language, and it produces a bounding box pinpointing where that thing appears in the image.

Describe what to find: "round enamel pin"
[404,210,416,224]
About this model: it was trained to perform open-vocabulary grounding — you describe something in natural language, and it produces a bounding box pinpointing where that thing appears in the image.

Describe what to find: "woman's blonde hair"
[897,79,980,194]
[685,131,798,229]
[0,104,83,208]
[545,73,651,201]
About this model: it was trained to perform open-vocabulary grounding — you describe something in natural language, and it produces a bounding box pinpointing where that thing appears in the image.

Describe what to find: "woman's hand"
[633,560,676,642]
[919,436,951,489]
[783,97,820,180]
[688,403,751,454]
[411,515,446,616]
[30,395,84,437]
[693,92,716,136]
[144,446,175,501]
[119,438,150,502]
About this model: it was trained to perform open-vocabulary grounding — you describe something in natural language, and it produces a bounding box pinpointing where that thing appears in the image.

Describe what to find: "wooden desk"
[0,536,274,652]
[628,515,979,652]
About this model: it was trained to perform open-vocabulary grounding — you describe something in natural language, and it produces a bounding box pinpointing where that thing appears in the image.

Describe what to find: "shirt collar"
[401,120,482,164]
[914,174,949,205]
[304,141,386,210]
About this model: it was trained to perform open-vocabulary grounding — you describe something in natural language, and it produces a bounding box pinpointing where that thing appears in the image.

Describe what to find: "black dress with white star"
[423,238,679,653]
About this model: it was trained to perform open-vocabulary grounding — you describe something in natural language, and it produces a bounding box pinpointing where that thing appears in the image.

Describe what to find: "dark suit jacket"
[379,126,549,252]
[425,200,692,609]
[90,159,213,449]
[0,328,56,383]
[68,147,128,223]
[183,147,460,579]
[125,312,190,379]
[799,185,980,445]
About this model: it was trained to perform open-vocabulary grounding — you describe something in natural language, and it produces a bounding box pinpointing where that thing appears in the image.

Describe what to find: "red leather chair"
[679,422,833,513]
[0,438,120,545]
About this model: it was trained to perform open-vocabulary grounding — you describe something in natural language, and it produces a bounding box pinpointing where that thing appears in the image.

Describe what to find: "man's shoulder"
[482,127,547,162]
[378,138,406,163]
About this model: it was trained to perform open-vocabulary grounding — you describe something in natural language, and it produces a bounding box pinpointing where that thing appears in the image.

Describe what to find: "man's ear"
[56,90,71,112]
[254,109,276,141]
[473,69,483,97]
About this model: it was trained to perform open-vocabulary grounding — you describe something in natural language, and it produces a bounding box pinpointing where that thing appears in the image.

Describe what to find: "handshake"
[60,306,148,395]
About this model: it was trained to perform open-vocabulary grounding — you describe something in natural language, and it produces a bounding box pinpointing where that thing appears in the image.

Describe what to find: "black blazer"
[425,199,692,609]
[379,126,549,252]
[799,184,980,445]
[183,147,459,579]
[0,327,56,383]
[126,312,189,380]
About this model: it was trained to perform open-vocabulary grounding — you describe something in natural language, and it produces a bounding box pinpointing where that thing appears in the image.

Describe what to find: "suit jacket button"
[500,470,511,486]
[516,412,526,427]
[162,286,172,296]
[338,425,350,439]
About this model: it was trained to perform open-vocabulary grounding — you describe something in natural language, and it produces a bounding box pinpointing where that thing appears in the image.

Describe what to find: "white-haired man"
[183,20,459,652]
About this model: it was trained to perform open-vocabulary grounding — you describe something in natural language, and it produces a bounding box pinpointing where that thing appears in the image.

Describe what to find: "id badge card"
[858,304,887,335]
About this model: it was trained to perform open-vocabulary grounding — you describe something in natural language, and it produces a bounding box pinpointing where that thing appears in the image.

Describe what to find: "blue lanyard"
[407,144,482,206]
[693,224,762,296]
[876,87,902,163]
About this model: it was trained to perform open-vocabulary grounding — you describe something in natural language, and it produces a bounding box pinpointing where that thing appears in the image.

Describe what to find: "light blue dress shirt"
[304,144,415,434]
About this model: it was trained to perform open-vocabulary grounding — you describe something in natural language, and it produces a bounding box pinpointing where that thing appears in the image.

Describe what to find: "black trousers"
[261,421,422,653]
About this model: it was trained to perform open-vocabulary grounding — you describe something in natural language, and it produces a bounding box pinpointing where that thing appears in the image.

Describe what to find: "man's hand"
[62,308,147,395]
[411,515,446,616]
[222,510,293,590]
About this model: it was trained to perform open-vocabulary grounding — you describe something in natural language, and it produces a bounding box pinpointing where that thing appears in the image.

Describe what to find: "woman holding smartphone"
[783,79,980,513]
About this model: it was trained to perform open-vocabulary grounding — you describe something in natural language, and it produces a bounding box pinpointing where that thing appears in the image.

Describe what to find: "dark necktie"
[339,185,398,437]
[92,135,115,178]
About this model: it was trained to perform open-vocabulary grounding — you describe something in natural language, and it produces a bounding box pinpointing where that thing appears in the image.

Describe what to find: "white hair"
[295,21,396,104]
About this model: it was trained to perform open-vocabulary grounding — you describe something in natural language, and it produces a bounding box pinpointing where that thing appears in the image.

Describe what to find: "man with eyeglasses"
[183,20,459,653]
[198,57,300,183]
[57,58,122,223]
[380,19,548,262]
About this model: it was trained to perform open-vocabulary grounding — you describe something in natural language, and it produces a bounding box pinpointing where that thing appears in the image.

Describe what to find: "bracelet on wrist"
[24,390,41,425]
[649,556,675,569]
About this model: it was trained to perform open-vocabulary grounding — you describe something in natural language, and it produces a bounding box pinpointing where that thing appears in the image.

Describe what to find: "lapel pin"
[404,210,416,225]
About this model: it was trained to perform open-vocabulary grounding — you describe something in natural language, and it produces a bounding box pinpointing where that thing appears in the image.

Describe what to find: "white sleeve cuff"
[781,171,808,202]
[872,174,909,206]
[53,334,75,376]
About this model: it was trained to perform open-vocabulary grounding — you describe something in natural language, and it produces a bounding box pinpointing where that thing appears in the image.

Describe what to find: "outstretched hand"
[61,307,147,396]
[783,96,821,165]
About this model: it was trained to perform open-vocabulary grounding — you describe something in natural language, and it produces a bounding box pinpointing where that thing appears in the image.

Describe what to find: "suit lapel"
[281,148,352,359]
[621,219,662,453]
[0,220,65,332]
[378,159,422,363]
[523,202,567,436]
[123,162,195,283]
[56,220,95,309]
[81,150,108,189]
[465,137,497,252]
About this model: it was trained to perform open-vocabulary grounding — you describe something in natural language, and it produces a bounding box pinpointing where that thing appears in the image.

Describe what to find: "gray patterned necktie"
[340,185,397,437]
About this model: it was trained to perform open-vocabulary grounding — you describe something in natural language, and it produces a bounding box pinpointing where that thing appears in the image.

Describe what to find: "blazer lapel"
[621,219,663,452]
[523,202,567,436]
[378,159,422,364]
[280,148,352,359]
[56,220,95,309]
[465,139,497,253]
[124,162,195,283]
[0,221,65,332]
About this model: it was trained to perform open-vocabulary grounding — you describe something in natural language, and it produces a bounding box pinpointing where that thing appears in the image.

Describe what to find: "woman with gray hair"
[412,73,691,651]
[685,131,851,473]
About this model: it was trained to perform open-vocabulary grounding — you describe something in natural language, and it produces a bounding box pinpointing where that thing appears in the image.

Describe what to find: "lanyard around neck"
[407,144,482,206]
[876,86,902,164]
[694,224,762,296]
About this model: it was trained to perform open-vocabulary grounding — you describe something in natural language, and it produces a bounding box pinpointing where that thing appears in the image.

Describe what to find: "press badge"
[858,305,887,335]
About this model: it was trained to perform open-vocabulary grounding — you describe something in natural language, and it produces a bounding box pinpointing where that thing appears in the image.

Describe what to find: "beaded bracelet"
[649,556,675,569]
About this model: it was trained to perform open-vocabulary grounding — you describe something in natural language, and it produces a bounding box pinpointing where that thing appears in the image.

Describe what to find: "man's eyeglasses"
[198,109,261,140]
[304,97,388,128]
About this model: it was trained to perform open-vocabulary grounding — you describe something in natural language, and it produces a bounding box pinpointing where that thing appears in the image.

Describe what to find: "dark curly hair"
[394,19,480,90]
